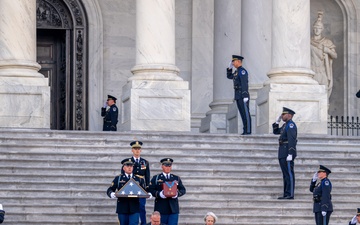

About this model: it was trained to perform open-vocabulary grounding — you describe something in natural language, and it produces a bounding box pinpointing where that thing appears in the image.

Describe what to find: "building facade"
[0,0,359,134]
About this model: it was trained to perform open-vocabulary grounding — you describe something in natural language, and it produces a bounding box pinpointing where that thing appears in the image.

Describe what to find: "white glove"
[228,61,233,69]
[172,192,178,199]
[110,192,116,199]
[322,211,326,216]
[351,215,357,224]
[243,97,249,103]
[103,101,107,108]
[286,154,293,161]
[148,192,153,199]
[0,204,3,210]
[159,190,166,199]
[312,172,318,182]
[275,115,282,124]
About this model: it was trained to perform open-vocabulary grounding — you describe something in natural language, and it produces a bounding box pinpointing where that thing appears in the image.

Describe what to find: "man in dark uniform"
[273,107,297,199]
[148,158,186,225]
[101,95,118,131]
[107,158,145,225]
[309,165,333,225]
[349,208,360,225]
[227,55,251,135]
[124,141,150,225]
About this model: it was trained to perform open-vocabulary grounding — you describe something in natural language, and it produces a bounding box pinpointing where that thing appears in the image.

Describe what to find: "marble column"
[0,0,50,128]
[120,0,190,131]
[200,0,241,133]
[256,0,327,134]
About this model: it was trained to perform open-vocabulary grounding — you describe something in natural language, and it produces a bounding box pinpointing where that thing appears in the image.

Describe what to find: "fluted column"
[266,0,317,84]
[0,0,50,128]
[0,0,43,78]
[256,0,327,134]
[200,0,241,133]
[130,0,181,81]
[120,0,190,132]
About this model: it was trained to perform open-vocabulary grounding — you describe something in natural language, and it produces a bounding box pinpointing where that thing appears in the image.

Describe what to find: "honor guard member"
[227,55,251,135]
[349,208,360,225]
[273,107,297,199]
[125,141,150,225]
[107,158,145,225]
[148,158,186,225]
[309,165,333,225]
[101,95,118,131]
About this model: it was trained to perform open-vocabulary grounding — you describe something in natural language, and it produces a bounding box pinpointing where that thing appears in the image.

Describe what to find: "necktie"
[136,159,139,164]
[166,174,169,180]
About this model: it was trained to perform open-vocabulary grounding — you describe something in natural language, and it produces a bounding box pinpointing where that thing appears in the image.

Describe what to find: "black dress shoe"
[241,132,251,135]
[277,196,294,200]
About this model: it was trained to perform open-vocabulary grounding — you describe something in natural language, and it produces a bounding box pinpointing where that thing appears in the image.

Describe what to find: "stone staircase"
[0,128,359,225]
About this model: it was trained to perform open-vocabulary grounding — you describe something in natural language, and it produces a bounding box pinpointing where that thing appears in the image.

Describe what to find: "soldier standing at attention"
[128,141,150,225]
[349,208,360,225]
[309,165,333,225]
[148,158,186,225]
[101,95,118,131]
[273,107,297,200]
[227,55,251,135]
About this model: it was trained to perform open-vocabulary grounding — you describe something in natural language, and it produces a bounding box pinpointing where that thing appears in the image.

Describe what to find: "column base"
[119,79,190,132]
[199,100,232,133]
[0,77,50,128]
[256,83,328,134]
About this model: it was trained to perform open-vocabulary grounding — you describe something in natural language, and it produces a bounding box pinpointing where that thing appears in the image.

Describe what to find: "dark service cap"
[121,158,134,165]
[232,55,244,61]
[318,165,331,174]
[282,107,295,115]
[107,95,117,101]
[160,158,173,165]
[130,141,143,148]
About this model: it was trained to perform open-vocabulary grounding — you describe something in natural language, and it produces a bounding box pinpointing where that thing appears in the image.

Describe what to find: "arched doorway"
[36,0,88,130]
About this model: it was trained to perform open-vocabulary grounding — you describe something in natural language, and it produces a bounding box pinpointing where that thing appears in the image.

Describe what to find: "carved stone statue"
[311,11,337,98]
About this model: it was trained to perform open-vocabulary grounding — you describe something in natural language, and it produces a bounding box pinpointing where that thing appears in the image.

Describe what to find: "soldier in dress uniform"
[309,165,333,225]
[101,95,118,131]
[273,107,297,199]
[226,55,251,135]
[349,208,360,225]
[148,158,186,225]
[107,158,145,225]
[123,141,150,225]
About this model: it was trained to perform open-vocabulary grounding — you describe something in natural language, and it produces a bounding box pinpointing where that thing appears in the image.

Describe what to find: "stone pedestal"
[257,83,327,134]
[120,80,190,131]
[0,0,50,128]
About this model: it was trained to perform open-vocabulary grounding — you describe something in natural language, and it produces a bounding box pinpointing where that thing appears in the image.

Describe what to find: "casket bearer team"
[148,158,186,225]
[107,158,145,225]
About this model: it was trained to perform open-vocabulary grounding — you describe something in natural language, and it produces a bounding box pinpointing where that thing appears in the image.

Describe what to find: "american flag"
[115,178,149,198]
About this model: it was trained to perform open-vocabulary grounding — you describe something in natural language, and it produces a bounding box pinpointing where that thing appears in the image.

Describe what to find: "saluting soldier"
[101,95,118,131]
[107,158,145,225]
[227,55,251,135]
[348,208,360,225]
[273,107,297,199]
[148,158,186,225]
[122,141,150,225]
[309,165,333,225]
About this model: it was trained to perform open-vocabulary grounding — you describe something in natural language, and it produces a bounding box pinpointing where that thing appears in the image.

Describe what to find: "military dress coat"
[310,177,333,213]
[107,174,145,214]
[101,104,118,131]
[148,173,186,215]
[121,157,150,188]
[272,119,297,159]
[226,66,249,100]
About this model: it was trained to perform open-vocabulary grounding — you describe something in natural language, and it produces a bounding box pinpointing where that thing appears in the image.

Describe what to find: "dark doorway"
[37,29,69,130]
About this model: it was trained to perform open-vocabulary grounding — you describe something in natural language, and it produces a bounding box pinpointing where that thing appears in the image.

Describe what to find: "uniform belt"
[279,141,288,144]
[104,120,111,123]
[234,86,241,89]
[135,175,144,179]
